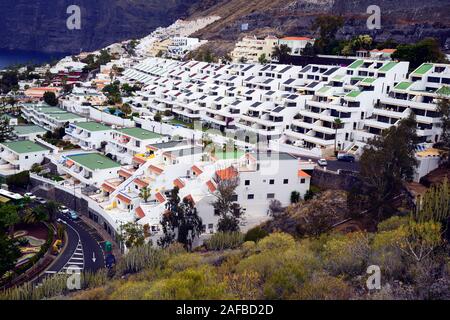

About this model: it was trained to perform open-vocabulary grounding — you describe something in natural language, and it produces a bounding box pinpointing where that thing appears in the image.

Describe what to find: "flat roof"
[378,61,397,72]
[1,140,49,154]
[75,122,111,132]
[67,153,121,171]
[117,127,161,140]
[13,125,47,136]
[412,63,433,75]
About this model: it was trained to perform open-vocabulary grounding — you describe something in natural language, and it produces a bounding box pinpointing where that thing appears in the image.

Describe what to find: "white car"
[317,159,328,166]
[59,206,69,214]
[24,193,36,200]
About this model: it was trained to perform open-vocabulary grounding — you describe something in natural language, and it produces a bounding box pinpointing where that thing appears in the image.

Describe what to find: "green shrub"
[244,227,268,243]
[115,243,167,276]
[204,232,244,251]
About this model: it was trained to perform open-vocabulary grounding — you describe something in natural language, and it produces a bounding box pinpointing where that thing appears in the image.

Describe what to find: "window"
[267,193,275,199]
[25,156,29,159]
[300,178,306,184]
[231,194,238,201]
[269,179,275,185]
[247,194,254,200]
[245,180,250,186]
[283,179,288,184]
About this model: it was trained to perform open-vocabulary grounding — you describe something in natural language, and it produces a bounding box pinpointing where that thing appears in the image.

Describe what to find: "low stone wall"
[311,168,363,191]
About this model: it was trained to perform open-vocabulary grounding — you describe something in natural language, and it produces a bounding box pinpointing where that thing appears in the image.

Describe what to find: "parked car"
[317,159,328,166]
[24,192,36,200]
[59,205,69,214]
[69,210,79,220]
[337,153,355,162]
[35,197,47,204]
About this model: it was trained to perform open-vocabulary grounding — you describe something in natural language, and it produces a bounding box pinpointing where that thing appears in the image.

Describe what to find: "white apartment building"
[65,122,113,150]
[231,36,278,63]
[21,103,86,131]
[0,140,50,176]
[105,127,167,164]
[278,37,315,56]
[360,63,449,145]
[56,152,122,187]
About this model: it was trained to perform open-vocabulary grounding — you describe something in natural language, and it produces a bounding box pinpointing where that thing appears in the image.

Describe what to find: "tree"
[117,222,145,248]
[272,45,292,63]
[43,91,58,106]
[211,177,243,232]
[258,53,268,64]
[0,204,20,236]
[392,38,447,70]
[290,191,300,204]
[139,186,151,203]
[153,112,162,123]
[119,103,132,115]
[358,114,420,221]
[302,43,316,56]
[436,98,450,165]
[6,171,30,189]
[268,199,283,217]
[23,205,49,225]
[44,201,59,223]
[158,187,203,251]
[333,118,343,153]
[412,178,450,226]
[0,231,21,279]
[0,116,13,142]
[311,15,345,54]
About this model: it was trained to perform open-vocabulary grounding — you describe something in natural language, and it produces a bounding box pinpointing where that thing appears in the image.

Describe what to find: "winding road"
[43,213,105,277]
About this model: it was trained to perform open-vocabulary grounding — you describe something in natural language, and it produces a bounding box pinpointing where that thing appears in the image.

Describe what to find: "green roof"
[332,75,345,81]
[32,106,67,114]
[395,81,413,90]
[76,122,111,132]
[318,86,332,93]
[348,60,364,69]
[118,127,161,140]
[346,90,361,98]
[412,63,433,75]
[378,61,397,72]
[67,153,121,171]
[1,140,49,154]
[50,113,84,121]
[213,150,245,160]
[361,77,376,84]
[13,125,47,136]
[436,86,450,96]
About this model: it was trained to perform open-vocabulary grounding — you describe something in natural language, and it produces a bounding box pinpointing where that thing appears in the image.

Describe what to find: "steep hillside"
[0,0,201,53]
[191,0,450,45]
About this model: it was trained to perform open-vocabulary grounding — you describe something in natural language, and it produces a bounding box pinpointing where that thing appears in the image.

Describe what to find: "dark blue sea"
[0,49,67,69]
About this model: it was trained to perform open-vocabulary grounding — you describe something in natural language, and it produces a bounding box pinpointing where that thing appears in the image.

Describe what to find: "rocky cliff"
[191,0,450,47]
[0,0,200,53]
[1,0,450,54]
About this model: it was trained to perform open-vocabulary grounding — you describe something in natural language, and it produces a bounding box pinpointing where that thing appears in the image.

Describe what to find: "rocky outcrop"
[1,0,449,54]
[191,0,450,47]
[0,0,201,53]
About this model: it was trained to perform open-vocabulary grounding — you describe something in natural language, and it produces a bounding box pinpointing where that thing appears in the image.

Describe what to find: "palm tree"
[272,44,292,63]
[333,118,343,154]
[139,187,151,203]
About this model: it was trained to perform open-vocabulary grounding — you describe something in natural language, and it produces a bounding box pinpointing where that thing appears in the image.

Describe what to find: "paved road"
[43,213,105,277]
[297,155,360,173]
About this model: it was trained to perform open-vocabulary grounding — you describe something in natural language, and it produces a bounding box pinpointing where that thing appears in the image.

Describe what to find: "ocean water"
[0,49,67,69]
